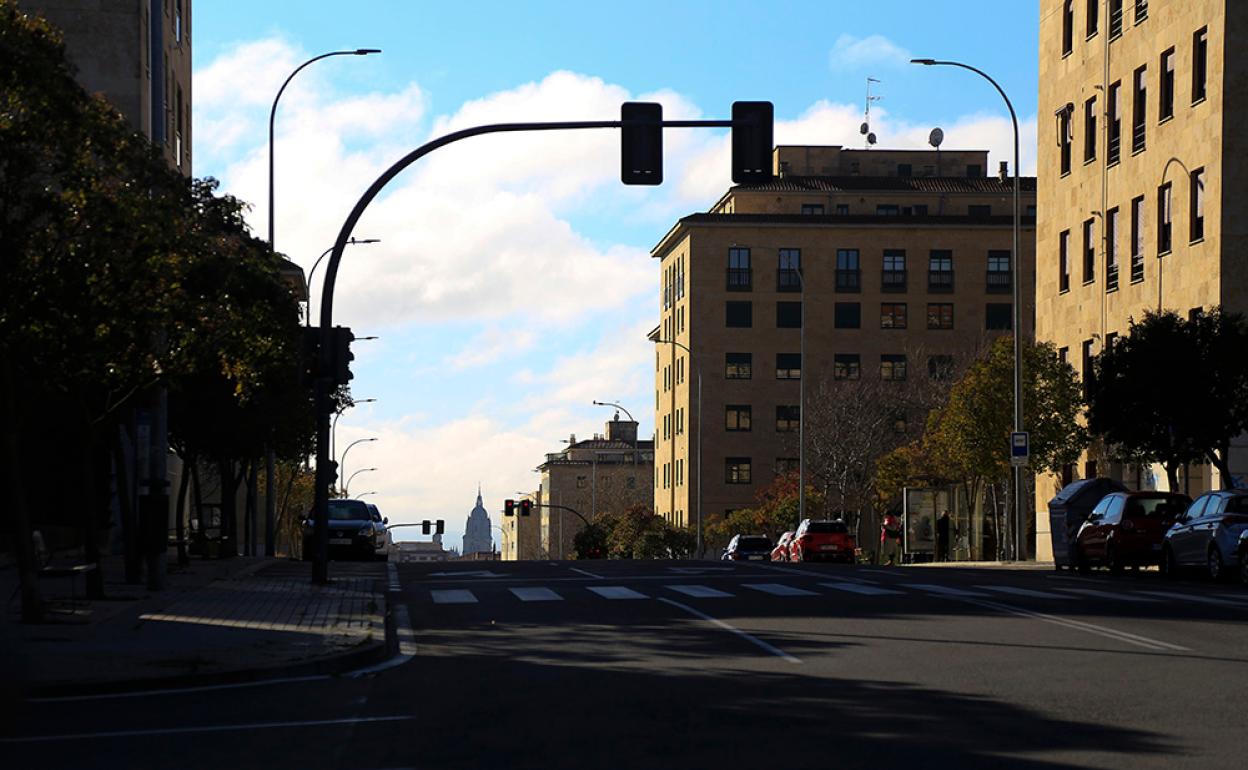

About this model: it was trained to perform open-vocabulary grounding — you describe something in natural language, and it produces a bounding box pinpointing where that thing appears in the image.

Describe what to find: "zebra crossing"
[420,578,1248,609]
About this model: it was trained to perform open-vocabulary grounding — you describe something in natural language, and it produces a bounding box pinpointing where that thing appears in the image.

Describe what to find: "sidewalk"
[1,555,387,697]
[903,560,1057,570]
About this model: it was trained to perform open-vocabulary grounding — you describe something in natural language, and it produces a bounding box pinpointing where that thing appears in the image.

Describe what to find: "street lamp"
[654,338,703,558]
[591,400,639,464]
[354,491,377,500]
[332,398,376,465]
[344,467,377,497]
[912,57,1024,560]
[306,239,380,325]
[339,437,378,495]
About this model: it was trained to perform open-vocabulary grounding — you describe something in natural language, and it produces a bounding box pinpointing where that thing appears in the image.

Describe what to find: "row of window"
[662,254,686,310]
[659,459,686,489]
[720,352,957,382]
[726,248,1012,294]
[723,300,1013,331]
[1061,1,1154,56]
[1058,22,1208,174]
[1056,168,1204,292]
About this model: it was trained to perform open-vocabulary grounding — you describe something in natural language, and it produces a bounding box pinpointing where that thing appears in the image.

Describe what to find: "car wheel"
[1106,543,1124,574]
[1207,546,1225,582]
[1161,545,1178,580]
[1240,550,1248,586]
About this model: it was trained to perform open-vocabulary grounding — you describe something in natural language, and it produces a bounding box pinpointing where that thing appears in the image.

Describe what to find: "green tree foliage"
[574,505,695,560]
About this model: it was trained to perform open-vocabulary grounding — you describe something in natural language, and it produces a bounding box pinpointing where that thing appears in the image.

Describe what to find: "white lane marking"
[430,589,477,604]
[28,674,332,703]
[658,598,801,664]
[975,585,1066,599]
[587,586,648,600]
[510,587,562,602]
[958,597,1190,652]
[1136,590,1247,608]
[1212,593,1248,604]
[387,561,402,592]
[1057,588,1159,603]
[349,604,418,678]
[0,715,413,744]
[820,581,904,596]
[668,584,734,599]
[757,564,817,577]
[569,567,603,579]
[743,583,819,597]
[906,583,989,598]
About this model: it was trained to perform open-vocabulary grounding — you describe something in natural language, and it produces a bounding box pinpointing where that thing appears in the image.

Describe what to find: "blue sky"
[192,1,1040,549]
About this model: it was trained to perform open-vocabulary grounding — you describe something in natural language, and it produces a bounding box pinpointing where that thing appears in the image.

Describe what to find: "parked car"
[721,534,772,561]
[1162,490,1248,581]
[790,519,855,563]
[1073,491,1190,572]
[302,498,384,561]
[1237,529,1248,586]
[366,503,391,562]
[771,531,795,562]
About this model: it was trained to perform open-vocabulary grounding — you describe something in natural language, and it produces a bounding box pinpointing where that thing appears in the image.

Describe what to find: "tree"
[705,472,824,549]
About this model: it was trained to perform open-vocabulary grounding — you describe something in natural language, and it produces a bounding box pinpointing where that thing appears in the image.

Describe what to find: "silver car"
[1162,491,1248,581]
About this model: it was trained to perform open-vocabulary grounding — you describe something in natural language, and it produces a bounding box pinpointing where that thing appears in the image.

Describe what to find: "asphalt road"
[5,559,1248,769]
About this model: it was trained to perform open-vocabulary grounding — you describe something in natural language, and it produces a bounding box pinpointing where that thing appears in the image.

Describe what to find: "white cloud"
[447,327,537,370]
[828,34,913,71]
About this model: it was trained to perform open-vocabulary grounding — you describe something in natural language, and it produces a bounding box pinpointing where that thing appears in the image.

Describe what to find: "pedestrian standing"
[935,510,951,562]
[879,511,902,566]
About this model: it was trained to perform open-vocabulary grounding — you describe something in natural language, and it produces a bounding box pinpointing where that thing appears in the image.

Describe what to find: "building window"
[726,300,752,328]
[897,163,913,177]
[1130,195,1145,282]
[1159,48,1175,120]
[836,249,861,292]
[725,352,752,379]
[1059,107,1072,175]
[776,301,802,328]
[727,247,751,291]
[800,203,824,215]
[577,475,588,489]
[880,302,908,329]
[775,353,801,380]
[880,354,907,382]
[985,303,1013,330]
[834,302,861,329]
[777,248,801,291]
[725,405,752,432]
[928,250,954,292]
[1107,81,1121,165]
[1109,0,1123,38]
[833,354,860,380]
[882,249,907,292]
[969,204,991,217]
[1132,66,1147,154]
[1086,0,1098,38]
[1082,339,1095,400]
[1062,0,1074,54]
[775,457,799,476]
[1106,206,1120,291]
[1083,96,1097,163]
[1190,168,1205,241]
[1082,218,1096,283]
[928,355,954,381]
[1157,182,1173,254]
[776,405,800,432]
[1058,346,1069,365]
[726,458,752,485]
[986,251,1011,293]
[877,204,901,216]
[927,303,954,330]
[967,164,983,178]
[1134,0,1147,23]
[1193,27,1208,103]
[835,203,850,215]
[1059,229,1071,293]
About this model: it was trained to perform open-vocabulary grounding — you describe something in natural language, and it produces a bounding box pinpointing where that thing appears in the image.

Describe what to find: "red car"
[771,531,795,562]
[1075,491,1191,572]
[790,519,856,563]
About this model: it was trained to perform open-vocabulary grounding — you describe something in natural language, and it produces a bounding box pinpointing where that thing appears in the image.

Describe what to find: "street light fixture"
[306,239,380,325]
[912,57,1024,560]
[354,491,378,500]
[332,398,376,464]
[339,437,378,496]
[591,400,639,464]
[653,338,702,558]
[344,467,377,497]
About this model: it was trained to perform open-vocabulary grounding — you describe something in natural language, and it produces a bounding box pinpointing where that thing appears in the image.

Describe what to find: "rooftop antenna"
[861,77,881,148]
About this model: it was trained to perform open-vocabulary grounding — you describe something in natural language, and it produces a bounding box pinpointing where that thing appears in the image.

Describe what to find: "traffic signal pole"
[311,108,771,584]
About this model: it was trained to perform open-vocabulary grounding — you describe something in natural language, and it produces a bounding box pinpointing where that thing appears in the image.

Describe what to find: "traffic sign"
[1010,431,1029,467]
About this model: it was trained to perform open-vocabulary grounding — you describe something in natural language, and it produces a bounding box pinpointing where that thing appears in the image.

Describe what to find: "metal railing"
[928,270,955,292]
[881,269,907,292]
[835,269,861,292]
[726,268,752,291]
[986,271,1012,293]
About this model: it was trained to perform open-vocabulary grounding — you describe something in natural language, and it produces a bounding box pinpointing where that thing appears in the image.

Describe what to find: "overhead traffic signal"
[504,499,515,517]
[299,327,322,388]
[329,326,355,386]
[519,499,532,517]
[731,101,774,184]
[620,102,663,185]
[421,519,445,535]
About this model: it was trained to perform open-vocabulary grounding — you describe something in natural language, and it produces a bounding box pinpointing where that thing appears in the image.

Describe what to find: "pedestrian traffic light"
[504,499,515,517]
[620,101,663,185]
[329,326,355,385]
[519,499,532,517]
[731,101,774,184]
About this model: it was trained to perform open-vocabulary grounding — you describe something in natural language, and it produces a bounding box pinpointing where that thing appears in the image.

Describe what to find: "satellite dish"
[867,132,877,145]
[929,127,945,148]
[860,122,870,135]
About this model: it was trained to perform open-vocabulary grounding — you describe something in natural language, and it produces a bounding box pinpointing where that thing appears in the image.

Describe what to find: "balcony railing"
[881,269,907,293]
[1132,121,1146,154]
[986,271,1012,293]
[835,269,861,292]
[777,269,801,292]
[928,270,955,292]
[726,268,752,291]
[1108,124,1121,165]
[1107,263,1120,292]
[1130,252,1144,283]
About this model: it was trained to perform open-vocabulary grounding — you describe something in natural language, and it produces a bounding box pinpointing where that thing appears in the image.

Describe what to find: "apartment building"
[1036,1,1248,558]
[652,145,1037,545]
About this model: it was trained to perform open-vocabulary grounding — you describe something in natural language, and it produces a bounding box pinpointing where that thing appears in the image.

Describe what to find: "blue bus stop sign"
[1010,431,1029,466]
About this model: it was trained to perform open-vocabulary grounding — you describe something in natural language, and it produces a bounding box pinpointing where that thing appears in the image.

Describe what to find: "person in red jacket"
[880,512,902,566]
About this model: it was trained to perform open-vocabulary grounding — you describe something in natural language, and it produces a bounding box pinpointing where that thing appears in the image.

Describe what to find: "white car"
[366,503,392,561]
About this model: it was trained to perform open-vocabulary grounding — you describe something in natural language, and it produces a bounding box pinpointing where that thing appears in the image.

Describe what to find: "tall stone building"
[462,488,493,556]
[1035,1,1247,559]
[652,144,1036,553]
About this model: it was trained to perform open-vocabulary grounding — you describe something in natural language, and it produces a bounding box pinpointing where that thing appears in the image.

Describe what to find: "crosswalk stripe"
[587,586,648,600]
[905,583,989,598]
[1136,590,1247,607]
[743,583,819,597]
[667,585,733,599]
[510,587,563,602]
[820,581,904,596]
[1057,588,1159,603]
[430,589,477,604]
[975,585,1066,599]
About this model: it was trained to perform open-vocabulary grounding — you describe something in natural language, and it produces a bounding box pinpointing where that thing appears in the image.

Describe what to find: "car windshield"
[806,521,848,534]
[738,537,770,548]
[328,500,370,521]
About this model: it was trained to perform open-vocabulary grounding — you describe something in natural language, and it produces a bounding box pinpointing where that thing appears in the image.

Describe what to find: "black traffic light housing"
[300,327,322,388]
[329,326,355,385]
[504,499,515,517]
[731,101,774,184]
[621,102,663,185]
[519,499,532,517]
[420,519,445,535]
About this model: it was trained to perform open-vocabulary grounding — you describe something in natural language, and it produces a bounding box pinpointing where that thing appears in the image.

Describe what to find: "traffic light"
[299,327,321,388]
[620,102,663,185]
[421,519,445,535]
[329,326,355,386]
[504,499,515,517]
[519,499,532,517]
[731,101,774,184]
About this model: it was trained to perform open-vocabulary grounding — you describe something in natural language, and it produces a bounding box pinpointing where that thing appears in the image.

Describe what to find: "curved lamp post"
[306,238,380,325]
[912,57,1023,560]
[332,398,375,464]
[354,491,377,500]
[339,437,377,496]
[344,467,377,497]
[654,338,702,558]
